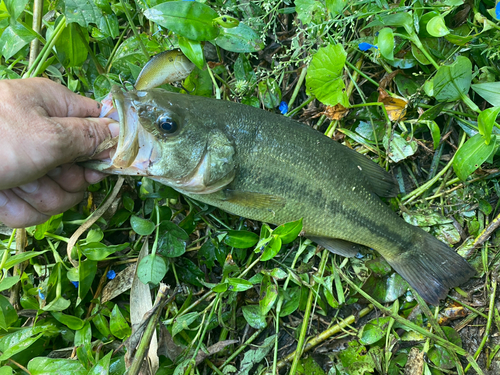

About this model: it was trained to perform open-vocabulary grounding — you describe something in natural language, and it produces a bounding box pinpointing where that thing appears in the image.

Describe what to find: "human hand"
[0,78,117,228]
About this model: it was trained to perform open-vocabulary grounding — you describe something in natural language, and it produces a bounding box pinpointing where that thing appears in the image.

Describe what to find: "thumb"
[50,116,117,163]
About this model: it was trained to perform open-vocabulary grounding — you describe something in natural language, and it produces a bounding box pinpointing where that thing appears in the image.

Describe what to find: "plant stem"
[119,0,149,59]
[25,16,67,78]
[28,0,44,69]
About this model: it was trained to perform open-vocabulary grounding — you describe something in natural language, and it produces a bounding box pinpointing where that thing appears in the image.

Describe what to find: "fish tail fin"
[386,231,475,305]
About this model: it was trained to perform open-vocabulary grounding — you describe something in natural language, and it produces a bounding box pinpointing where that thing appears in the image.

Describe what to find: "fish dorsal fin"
[307,236,363,258]
[346,148,400,197]
[222,189,286,210]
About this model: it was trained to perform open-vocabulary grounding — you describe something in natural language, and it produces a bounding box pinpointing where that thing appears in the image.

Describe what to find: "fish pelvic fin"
[386,231,475,305]
[307,236,363,258]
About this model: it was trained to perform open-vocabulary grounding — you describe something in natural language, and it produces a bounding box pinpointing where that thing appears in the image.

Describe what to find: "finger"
[47,117,116,164]
[0,190,50,228]
[47,164,89,193]
[28,78,103,118]
[47,164,107,190]
[12,176,85,217]
[85,169,108,184]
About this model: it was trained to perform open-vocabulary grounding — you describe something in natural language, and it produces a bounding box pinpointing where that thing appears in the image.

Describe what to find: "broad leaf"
[306,44,349,107]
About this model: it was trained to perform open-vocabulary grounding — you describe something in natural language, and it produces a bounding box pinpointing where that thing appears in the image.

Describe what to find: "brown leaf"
[322,104,350,120]
[378,88,408,121]
[101,263,137,303]
[404,347,424,375]
[195,340,239,365]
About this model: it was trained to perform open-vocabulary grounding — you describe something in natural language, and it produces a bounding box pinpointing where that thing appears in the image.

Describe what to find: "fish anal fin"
[222,189,286,210]
[308,236,363,258]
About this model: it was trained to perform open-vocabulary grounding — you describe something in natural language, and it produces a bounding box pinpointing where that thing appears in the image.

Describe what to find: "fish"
[84,84,476,305]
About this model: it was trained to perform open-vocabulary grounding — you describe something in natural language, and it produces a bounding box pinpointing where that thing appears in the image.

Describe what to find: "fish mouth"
[92,86,160,176]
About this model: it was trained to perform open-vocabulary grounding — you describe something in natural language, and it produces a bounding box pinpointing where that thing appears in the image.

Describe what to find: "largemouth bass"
[88,85,475,305]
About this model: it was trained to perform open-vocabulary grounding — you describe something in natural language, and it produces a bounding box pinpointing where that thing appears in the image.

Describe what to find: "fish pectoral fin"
[307,236,363,258]
[222,189,286,210]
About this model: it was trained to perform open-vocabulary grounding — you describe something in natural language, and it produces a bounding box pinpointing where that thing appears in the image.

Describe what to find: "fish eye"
[157,115,178,135]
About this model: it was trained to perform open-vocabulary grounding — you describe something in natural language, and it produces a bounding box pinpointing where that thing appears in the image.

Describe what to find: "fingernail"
[47,167,62,177]
[0,191,8,208]
[108,122,120,137]
[19,180,39,194]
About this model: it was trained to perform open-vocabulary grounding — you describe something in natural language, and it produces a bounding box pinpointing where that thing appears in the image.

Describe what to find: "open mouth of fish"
[92,86,160,176]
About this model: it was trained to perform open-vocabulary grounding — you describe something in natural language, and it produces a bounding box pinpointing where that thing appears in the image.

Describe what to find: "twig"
[276,304,374,370]
[67,177,124,267]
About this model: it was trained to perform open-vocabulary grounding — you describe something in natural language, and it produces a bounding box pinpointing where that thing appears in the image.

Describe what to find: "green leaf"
[175,257,204,287]
[453,133,497,181]
[366,12,414,36]
[425,121,441,149]
[359,316,392,345]
[259,276,278,314]
[27,357,87,375]
[478,107,500,144]
[215,22,264,53]
[92,311,111,339]
[295,0,325,24]
[110,305,131,340]
[0,276,19,292]
[0,295,17,330]
[383,133,417,162]
[55,23,88,68]
[178,36,204,70]
[80,242,129,261]
[426,56,472,102]
[273,218,303,244]
[213,15,239,28]
[258,78,281,108]
[224,230,259,248]
[34,214,63,240]
[4,0,29,21]
[241,305,267,329]
[426,15,450,37]
[378,28,394,60]
[279,287,301,317]
[320,275,339,308]
[157,221,188,258]
[88,351,112,375]
[306,44,349,107]
[60,0,102,27]
[77,259,97,305]
[326,0,347,15]
[227,278,253,292]
[93,14,119,39]
[0,333,43,361]
[0,366,13,375]
[130,215,156,236]
[144,1,219,41]
[261,236,282,261]
[428,327,462,369]
[137,254,168,285]
[42,296,71,312]
[0,23,36,60]
[2,250,48,271]
[172,312,199,336]
[471,82,500,106]
[51,312,84,330]
[75,322,92,349]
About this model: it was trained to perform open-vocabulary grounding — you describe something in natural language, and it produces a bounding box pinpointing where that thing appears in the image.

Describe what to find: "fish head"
[89,86,236,194]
